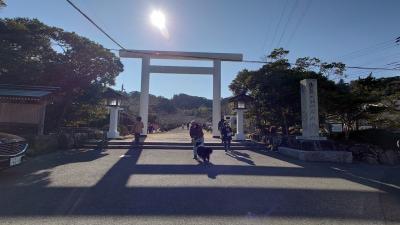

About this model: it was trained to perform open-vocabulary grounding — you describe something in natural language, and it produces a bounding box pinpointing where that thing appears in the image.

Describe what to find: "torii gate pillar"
[139,56,150,135]
[212,60,221,138]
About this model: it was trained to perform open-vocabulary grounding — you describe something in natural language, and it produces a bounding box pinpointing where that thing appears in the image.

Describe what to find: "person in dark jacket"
[189,121,204,160]
[221,123,233,152]
[218,118,225,142]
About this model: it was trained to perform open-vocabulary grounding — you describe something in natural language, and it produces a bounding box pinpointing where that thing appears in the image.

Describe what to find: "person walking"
[218,118,225,141]
[221,123,233,152]
[269,125,278,151]
[189,121,204,160]
[133,116,144,144]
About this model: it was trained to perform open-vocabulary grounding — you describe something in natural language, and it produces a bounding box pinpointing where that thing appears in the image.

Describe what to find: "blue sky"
[1,0,399,98]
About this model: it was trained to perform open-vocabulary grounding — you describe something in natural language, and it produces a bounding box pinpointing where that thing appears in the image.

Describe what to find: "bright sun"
[150,10,166,30]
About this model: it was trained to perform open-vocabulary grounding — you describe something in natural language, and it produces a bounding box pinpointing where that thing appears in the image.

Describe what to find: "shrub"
[118,125,130,136]
[333,129,400,150]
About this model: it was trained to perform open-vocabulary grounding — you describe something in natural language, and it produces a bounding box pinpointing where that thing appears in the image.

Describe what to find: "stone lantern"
[103,88,125,139]
[229,92,253,141]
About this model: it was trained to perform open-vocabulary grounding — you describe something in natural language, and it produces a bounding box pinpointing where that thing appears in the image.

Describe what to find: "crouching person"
[189,121,204,160]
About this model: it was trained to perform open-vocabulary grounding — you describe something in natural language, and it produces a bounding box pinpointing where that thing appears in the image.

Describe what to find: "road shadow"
[0,148,108,186]
[226,150,255,165]
[0,146,399,222]
[249,148,400,197]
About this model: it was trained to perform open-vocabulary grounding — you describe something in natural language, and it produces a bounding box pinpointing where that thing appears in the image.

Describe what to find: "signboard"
[331,123,343,133]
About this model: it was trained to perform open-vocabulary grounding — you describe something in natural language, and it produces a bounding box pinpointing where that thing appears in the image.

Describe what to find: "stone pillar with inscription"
[298,79,326,140]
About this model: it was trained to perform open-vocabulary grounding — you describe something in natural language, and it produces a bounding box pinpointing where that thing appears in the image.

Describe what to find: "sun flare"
[150,10,166,30]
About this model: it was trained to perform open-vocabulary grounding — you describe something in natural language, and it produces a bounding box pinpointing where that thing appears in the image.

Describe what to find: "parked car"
[0,132,28,170]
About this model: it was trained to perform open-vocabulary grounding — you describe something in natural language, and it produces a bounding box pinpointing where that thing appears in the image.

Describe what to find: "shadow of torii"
[0,147,399,222]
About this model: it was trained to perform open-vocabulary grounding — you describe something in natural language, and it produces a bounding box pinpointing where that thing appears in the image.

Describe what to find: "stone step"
[82,144,265,151]
[85,140,262,147]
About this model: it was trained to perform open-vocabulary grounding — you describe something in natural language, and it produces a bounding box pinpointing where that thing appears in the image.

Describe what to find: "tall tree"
[0,18,123,130]
[350,74,400,129]
[229,48,344,135]
[0,0,6,8]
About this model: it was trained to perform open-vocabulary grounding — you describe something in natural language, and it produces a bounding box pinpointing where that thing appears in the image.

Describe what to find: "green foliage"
[294,57,321,72]
[229,48,353,134]
[123,91,215,129]
[351,74,400,129]
[230,48,399,140]
[118,124,130,136]
[0,18,123,130]
[323,82,371,136]
[230,49,344,134]
[155,97,177,113]
[336,129,400,149]
[171,93,212,109]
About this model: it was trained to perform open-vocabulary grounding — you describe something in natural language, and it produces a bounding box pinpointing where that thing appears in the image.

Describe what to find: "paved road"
[1,130,400,225]
[121,127,217,143]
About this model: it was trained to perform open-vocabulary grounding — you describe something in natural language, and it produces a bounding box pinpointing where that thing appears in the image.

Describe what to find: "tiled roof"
[0,89,52,98]
[0,85,59,103]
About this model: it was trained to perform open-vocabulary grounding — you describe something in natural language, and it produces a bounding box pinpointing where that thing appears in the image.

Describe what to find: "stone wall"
[278,146,353,163]
[26,134,59,156]
[26,130,100,156]
[349,143,400,165]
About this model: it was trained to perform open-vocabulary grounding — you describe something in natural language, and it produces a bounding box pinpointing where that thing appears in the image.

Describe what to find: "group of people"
[189,118,233,160]
[132,116,235,161]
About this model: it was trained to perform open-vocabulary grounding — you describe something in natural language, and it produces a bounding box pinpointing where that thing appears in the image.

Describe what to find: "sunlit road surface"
[0,129,399,225]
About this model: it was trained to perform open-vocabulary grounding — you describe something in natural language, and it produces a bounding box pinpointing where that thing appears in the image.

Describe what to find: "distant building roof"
[0,85,59,104]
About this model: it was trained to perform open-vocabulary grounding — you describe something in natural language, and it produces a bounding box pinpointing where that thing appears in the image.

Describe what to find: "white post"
[140,56,150,135]
[212,60,221,137]
[107,107,121,138]
[235,109,245,141]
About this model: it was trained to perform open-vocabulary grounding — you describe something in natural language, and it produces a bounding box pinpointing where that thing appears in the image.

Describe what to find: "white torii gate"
[119,49,243,137]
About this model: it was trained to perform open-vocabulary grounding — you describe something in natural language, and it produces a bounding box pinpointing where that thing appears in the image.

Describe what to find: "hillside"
[121,92,232,131]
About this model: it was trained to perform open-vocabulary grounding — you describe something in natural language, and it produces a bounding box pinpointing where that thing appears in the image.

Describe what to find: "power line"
[65,0,399,74]
[335,38,396,61]
[286,0,313,47]
[345,66,400,71]
[386,61,400,66]
[267,0,289,54]
[108,48,400,71]
[359,52,400,68]
[65,0,126,50]
[341,44,396,63]
[260,3,275,56]
[242,60,400,71]
[276,0,299,48]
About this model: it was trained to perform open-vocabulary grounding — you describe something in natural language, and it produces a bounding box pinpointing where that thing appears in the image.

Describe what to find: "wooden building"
[0,85,59,135]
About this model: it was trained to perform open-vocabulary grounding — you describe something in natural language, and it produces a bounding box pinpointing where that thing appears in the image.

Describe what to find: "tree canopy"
[230,48,343,133]
[229,48,398,136]
[0,18,123,130]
